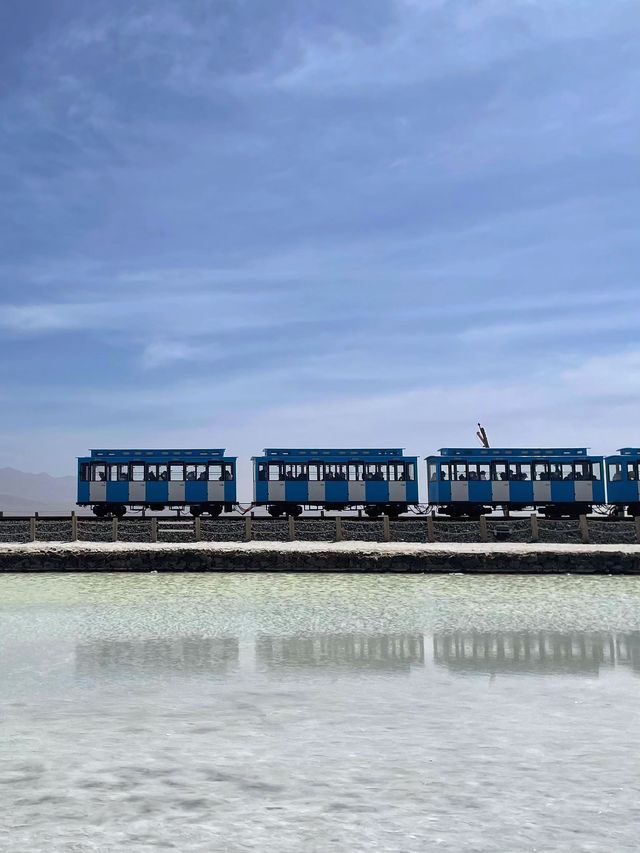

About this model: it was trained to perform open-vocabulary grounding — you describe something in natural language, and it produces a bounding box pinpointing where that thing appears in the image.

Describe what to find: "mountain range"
[0,468,77,514]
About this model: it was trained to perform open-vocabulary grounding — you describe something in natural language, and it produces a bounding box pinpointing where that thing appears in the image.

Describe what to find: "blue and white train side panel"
[77,449,237,508]
[427,448,605,508]
[605,449,640,508]
[253,448,419,507]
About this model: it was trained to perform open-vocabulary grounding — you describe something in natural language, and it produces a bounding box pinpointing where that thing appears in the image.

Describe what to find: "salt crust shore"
[1,540,640,573]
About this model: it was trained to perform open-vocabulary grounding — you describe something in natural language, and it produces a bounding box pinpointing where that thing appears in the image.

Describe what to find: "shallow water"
[1,573,640,852]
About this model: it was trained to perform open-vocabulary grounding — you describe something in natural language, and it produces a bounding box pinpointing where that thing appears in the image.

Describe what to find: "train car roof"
[80,449,233,459]
[257,448,408,458]
[434,447,593,458]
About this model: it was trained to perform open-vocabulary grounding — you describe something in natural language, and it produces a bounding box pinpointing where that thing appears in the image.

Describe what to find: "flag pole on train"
[476,423,490,448]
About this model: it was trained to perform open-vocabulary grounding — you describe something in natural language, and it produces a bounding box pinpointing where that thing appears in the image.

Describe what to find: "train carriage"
[427,447,605,518]
[604,448,640,516]
[77,449,237,517]
[252,448,419,517]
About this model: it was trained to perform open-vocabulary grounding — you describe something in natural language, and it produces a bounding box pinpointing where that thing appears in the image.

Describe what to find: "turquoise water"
[1,573,640,852]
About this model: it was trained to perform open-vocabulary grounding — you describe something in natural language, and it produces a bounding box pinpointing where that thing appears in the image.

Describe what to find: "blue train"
[253,448,419,517]
[76,444,640,519]
[77,449,237,518]
[426,447,605,519]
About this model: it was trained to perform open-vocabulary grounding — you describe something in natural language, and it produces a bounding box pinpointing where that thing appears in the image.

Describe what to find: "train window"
[492,462,508,481]
[627,463,639,481]
[308,463,322,481]
[90,463,107,482]
[109,464,129,481]
[348,463,363,481]
[147,464,168,481]
[508,463,531,481]
[428,463,437,481]
[209,464,222,480]
[561,464,574,481]
[591,462,602,480]
[533,462,549,481]
[80,463,90,481]
[574,461,593,481]
[452,463,467,481]
[268,463,281,481]
[364,464,383,481]
[609,463,622,481]
[221,464,234,481]
[257,464,267,481]
[549,464,563,480]
[169,464,184,481]
[131,464,145,481]
[387,463,401,481]
[477,463,490,481]
[406,463,416,481]
[185,464,207,481]
[325,464,347,481]
[284,464,306,480]
[439,465,450,481]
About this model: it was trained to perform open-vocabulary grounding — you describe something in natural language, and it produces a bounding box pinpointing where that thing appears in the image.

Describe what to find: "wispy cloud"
[0,0,639,476]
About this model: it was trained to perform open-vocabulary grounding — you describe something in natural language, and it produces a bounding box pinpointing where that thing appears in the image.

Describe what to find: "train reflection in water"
[76,637,239,678]
[433,631,640,676]
[257,633,425,673]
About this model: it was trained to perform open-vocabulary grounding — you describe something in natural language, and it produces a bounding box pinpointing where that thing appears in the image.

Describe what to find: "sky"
[1,0,639,496]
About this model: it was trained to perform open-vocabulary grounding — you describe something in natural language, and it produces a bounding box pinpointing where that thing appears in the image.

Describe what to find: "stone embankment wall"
[0,516,638,545]
[1,542,640,574]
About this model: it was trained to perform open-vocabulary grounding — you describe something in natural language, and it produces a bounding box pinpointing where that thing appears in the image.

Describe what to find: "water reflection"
[73,631,640,681]
[76,637,239,678]
[257,633,425,673]
[434,631,640,676]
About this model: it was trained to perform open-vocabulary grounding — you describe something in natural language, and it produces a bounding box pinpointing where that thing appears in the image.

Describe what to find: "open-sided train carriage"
[252,448,419,517]
[77,449,237,517]
[427,447,605,518]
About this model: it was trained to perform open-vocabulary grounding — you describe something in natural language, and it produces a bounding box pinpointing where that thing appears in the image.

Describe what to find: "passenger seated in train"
[198,471,207,480]
[159,470,168,481]
[148,470,157,481]
[186,471,196,480]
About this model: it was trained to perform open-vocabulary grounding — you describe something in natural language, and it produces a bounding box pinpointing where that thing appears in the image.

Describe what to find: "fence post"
[579,515,589,544]
[479,514,488,542]
[195,517,202,542]
[530,513,539,543]
[288,515,295,541]
[335,516,343,542]
[426,514,435,543]
[29,517,36,542]
[151,518,158,543]
[244,515,252,542]
[112,517,118,542]
[71,511,78,542]
[383,515,391,542]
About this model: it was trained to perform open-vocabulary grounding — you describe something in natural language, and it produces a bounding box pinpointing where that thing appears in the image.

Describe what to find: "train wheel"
[92,505,106,518]
[365,505,382,518]
[268,505,284,518]
[288,505,303,518]
[207,504,222,517]
[190,506,203,517]
[111,505,127,519]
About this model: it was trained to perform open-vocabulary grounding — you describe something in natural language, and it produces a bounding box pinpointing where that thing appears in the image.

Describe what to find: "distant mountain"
[0,468,76,514]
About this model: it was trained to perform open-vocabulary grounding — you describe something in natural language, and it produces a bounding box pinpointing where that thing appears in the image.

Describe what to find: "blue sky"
[1,0,639,494]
